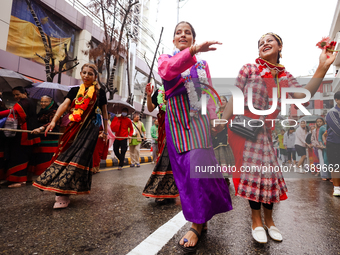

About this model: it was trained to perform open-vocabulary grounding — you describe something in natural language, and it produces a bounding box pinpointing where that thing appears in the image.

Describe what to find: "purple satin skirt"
[165,117,233,224]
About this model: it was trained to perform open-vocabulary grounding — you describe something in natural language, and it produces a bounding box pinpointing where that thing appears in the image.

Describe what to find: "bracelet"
[54,114,59,119]
[39,127,44,131]
[103,132,108,135]
[103,118,108,120]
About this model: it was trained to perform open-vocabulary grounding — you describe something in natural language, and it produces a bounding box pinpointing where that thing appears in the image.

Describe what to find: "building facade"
[289,76,334,120]
[328,0,340,92]
[0,0,162,139]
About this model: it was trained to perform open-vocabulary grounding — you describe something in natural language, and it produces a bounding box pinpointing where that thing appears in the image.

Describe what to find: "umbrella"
[0,69,33,92]
[107,99,135,114]
[25,82,77,103]
[298,115,320,124]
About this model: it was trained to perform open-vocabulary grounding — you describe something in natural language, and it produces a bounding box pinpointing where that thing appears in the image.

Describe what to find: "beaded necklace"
[172,48,210,117]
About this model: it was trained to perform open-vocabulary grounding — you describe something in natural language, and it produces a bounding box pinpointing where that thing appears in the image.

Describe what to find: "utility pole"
[177,0,179,23]
[177,0,185,23]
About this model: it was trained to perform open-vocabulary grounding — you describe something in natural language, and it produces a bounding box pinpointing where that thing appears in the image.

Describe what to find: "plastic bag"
[4,109,18,137]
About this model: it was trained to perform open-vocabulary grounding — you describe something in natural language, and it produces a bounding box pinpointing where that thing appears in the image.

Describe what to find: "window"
[305,100,314,109]
[323,99,334,109]
[323,83,332,93]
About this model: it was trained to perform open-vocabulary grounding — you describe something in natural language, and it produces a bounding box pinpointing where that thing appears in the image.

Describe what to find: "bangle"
[103,118,108,120]
[54,114,59,119]
[103,132,108,135]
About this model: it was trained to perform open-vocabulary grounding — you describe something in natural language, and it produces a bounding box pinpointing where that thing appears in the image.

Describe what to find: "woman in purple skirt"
[158,21,232,252]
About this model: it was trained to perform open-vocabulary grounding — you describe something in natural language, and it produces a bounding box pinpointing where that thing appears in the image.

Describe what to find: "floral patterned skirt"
[142,142,179,199]
[33,119,100,195]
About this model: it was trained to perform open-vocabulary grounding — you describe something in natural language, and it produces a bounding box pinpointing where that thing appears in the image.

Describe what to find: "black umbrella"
[107,99,135,114]
[0,69,33,92]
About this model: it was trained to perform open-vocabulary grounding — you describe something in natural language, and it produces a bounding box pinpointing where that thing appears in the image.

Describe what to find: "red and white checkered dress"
[229,62,300,204]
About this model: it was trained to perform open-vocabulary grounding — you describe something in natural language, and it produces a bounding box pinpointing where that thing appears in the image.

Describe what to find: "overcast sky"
[155,0,338,78]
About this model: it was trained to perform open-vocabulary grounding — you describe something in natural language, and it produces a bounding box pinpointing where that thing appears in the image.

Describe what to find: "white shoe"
[333,187,340,197]
[252,226,267,243]
[264,225,282,241]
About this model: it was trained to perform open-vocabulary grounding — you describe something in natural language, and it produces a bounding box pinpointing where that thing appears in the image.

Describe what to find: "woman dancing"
[33,63,108,209]
[158,21,232,252]
[223,32,336,243]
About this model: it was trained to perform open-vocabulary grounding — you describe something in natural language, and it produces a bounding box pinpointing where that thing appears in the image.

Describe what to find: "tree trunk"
[25,0,52,82]
[107,0,139,99]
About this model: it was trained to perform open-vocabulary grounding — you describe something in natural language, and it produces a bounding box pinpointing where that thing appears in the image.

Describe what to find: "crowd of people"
[1,21,340,253]
[276,113,339,185]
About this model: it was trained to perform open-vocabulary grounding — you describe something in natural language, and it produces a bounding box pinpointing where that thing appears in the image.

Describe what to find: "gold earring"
[279,52,282,58]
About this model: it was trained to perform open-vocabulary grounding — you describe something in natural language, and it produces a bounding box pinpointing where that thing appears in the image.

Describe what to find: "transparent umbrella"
[0,69,33,92]
[107,99,135,114]
[26,82,77,103]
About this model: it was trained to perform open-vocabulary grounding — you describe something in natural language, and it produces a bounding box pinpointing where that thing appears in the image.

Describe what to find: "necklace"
[256,58,285,73]
[69,83,96,122]
[172,48,210,117]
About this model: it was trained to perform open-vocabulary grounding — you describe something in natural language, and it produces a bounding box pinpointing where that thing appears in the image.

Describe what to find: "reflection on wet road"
[0,164,339,255]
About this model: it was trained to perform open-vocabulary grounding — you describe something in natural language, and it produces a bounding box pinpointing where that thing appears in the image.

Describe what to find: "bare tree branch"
[140,27,163,118]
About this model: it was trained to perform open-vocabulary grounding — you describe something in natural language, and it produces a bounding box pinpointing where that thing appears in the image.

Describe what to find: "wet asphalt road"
[0,164,339,255]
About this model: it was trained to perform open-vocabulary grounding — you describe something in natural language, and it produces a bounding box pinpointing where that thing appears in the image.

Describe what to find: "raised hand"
[195,41,222,53]
[145,83,153,97]
[319,42,338,71]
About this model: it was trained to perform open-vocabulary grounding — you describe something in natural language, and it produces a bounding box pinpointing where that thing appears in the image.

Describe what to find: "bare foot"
[179,223,203,248]
[8,182,26,188]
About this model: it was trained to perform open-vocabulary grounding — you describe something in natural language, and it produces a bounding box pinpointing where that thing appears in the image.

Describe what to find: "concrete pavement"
[101,149,154,168]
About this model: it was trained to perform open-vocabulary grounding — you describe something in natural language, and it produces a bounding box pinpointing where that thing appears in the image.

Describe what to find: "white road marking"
[127,211,187,255]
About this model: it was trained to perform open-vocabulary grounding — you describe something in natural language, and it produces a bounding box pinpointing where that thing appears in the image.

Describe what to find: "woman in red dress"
[0,87,40,187]
[223,33,336,243]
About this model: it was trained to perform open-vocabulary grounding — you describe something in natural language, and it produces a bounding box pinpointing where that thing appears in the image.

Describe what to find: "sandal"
[177,227,201,253]
[53,196,70,209]
[8,182,26,188]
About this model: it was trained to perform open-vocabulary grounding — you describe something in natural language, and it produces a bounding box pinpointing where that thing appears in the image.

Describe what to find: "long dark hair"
[173,21,196,40]
[12,86,28,96]
[287,127,295,137]
[316,117,325,127]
